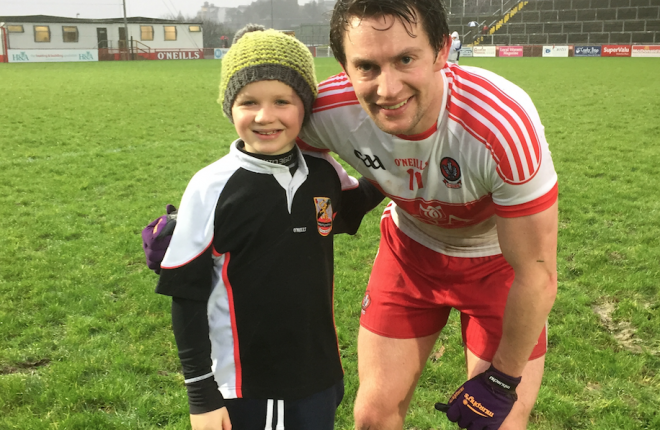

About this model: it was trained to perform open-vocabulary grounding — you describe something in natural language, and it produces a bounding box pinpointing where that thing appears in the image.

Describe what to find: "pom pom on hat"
[219,24,317,124]
[232,23,265,45]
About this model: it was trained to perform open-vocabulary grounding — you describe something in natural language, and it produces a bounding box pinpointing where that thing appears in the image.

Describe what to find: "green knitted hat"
[219,25,318,123]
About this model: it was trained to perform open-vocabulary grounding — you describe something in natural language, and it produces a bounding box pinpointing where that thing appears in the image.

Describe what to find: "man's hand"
[435,365,521,430]
[141,204,177,274]
[190,407,232,430]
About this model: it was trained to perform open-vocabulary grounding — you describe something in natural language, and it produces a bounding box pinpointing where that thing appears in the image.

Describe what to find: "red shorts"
[360,215,547,361]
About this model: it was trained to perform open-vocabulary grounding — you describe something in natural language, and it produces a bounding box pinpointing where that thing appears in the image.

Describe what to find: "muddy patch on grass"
[0,358,51,375]
[592,302,643,354]
[431,345,446,363]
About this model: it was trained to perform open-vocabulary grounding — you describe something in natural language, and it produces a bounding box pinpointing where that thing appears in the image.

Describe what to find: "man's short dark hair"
[329,0,450,67]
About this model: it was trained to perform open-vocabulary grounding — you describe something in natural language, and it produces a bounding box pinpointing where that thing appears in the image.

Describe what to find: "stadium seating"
[448,0,660,45]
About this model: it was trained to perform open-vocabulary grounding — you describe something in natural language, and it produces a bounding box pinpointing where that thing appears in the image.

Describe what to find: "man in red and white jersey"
[296,1,558,429]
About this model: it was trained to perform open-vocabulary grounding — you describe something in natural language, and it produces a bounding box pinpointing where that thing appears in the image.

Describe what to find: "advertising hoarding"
[459,47,473,57]
[155,50,202,60]
[631,45,660,57]
[499,46,523,57]
[574,46,602,57]
[602,45,631,57]
[8,49,98,63]
[214,48,229,59]
[472,46,496,57]
[542,45,569,57]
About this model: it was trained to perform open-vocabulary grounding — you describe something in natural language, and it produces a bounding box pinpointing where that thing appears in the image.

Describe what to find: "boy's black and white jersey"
[157,140,359,401]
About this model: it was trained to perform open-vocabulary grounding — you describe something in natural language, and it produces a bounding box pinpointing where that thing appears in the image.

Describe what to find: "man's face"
[342,14,450,136]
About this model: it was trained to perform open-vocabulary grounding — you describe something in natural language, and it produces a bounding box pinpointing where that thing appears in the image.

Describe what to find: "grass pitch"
[1,57,659,429]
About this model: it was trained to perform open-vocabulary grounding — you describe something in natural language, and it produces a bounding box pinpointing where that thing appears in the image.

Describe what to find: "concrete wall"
[448,0,660,44]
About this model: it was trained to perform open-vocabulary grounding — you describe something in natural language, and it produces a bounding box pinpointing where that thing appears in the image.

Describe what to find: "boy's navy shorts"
[224,379,344,430]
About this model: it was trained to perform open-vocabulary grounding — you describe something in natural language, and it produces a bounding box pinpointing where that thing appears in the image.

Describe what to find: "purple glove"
[141,204,177,274]
[435,365,521,430]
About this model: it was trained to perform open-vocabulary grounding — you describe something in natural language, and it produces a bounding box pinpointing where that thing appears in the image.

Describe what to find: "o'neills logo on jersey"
[440,157,462,189]
[394,158,429,170]
[314,197,333,236]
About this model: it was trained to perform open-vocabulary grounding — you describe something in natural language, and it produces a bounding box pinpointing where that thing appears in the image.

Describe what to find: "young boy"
[150,26,383,430]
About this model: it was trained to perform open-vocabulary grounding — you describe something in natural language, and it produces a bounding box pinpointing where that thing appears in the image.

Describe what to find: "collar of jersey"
[394,121,438,141]
[230,139,309,177]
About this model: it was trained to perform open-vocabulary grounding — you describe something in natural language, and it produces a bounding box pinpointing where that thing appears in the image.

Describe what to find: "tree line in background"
[225,0,330,30]
[166,0,332,48]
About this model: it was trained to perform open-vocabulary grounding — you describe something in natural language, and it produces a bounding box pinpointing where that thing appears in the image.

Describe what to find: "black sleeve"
[171,297,225,414]
[156,247,214,301]
[333,177,386,235]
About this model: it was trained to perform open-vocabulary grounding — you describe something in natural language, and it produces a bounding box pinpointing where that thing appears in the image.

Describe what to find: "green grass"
[1,57,659,429]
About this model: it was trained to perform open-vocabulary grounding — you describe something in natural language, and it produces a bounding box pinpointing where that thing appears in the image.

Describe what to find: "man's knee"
[498,401,532,430]
[354,389,407,430]
[499,356,545,430]
[354,401,403,430]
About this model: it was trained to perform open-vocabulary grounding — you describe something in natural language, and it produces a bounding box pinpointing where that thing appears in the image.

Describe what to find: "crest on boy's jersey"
[314,197,333,236]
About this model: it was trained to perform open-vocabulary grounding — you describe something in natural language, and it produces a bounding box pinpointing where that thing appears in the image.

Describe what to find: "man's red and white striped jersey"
[298,64,558,257]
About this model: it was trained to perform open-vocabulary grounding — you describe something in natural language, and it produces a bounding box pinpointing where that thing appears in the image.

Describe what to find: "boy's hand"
[190,407,232,430]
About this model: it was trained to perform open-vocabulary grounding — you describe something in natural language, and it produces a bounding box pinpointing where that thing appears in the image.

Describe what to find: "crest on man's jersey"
[314,197,333,236]
[440,157,462,189]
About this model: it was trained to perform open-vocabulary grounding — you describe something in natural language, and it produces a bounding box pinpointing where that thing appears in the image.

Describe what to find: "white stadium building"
[0,15,204,63]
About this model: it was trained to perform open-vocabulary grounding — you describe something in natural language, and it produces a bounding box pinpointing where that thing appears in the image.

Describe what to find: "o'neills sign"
[601,45,631,57]
[156,50,202,60]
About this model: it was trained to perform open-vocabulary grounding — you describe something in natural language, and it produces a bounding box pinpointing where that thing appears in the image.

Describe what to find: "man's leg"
[465,349,545,430]
[354,327,439,430]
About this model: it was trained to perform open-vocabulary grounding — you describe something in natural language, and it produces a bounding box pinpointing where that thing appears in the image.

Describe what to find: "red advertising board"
[153,50,203,60]
[499,46,524,57]
[632,45,660,57]
[601,45,631,57]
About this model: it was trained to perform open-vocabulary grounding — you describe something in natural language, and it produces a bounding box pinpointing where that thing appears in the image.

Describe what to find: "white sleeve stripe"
[451,98,523,182]
[458,79,539,171]
[318,74,349,89]
[317,86,354,98]
[161,239,213,270]
[451,68,543,178]
[453,93,532,180]
[184,372,214,384]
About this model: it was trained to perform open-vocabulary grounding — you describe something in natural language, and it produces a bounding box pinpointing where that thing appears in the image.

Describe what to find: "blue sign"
[459,47,473,57]
[574,46,601,57]
[214,48,229,59]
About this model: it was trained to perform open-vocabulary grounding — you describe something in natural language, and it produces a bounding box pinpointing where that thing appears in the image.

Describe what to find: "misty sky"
[0,0,318,20]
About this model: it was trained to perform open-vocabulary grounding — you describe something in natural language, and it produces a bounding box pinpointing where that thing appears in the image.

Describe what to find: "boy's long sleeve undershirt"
[171,297,224,414]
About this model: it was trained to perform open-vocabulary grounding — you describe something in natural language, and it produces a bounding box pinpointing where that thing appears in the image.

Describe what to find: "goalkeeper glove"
[141,204,177,274]
[435,364,521,430]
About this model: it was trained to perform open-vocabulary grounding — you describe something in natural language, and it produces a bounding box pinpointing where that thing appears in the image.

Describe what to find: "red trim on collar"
[395,121,438,141]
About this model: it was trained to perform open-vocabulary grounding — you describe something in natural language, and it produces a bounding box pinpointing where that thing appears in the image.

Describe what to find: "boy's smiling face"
[232,80,305,156]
